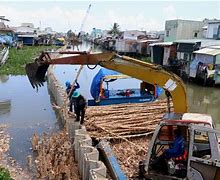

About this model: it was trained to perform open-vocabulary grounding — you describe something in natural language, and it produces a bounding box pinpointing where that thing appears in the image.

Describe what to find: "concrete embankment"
[47,66,108,180]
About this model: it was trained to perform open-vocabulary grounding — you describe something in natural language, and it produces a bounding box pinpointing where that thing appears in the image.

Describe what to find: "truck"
[25,51,220,179]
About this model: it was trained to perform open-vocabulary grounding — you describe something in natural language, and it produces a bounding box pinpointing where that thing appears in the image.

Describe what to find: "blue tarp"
[90,68,121,100]
[0,35,13,45]
[90,68,164,100]
[0,36,6,44]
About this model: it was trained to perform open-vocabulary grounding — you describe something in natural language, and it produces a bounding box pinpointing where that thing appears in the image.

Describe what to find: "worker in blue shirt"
[164,129,185,159]
[150,128,185,173]
[65,80,80,112]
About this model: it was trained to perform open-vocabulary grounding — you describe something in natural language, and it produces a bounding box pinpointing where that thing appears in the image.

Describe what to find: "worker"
[164,128,185,159]
[140,82,155,96]
[65,80,80,112]
[151,128,185,173]
[71,91,87,125]
[125,89,131,97]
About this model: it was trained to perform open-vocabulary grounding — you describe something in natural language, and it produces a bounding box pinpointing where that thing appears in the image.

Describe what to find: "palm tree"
[108,23,120,37]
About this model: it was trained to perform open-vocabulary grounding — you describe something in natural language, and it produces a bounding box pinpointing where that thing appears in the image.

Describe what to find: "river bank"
[0,45,56,75]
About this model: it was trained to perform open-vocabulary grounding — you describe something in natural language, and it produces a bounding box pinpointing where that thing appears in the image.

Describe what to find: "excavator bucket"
[25,51,90,89]
[25,52,51,90]
[25,62,49,89]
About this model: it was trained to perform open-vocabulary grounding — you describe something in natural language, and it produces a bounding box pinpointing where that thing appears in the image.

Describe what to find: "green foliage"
[108,22,120,36]
[0,167,12,180]
[140,56,151,63]
[0,45,56,75]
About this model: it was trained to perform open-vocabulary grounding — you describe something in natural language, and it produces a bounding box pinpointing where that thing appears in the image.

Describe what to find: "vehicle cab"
[143,113,220,180]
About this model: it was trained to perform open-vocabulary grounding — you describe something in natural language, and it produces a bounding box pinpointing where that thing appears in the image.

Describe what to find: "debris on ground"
[110,137,150,178]
[85,99,171,178]
[32,129,80,179]
[0,124,31,179]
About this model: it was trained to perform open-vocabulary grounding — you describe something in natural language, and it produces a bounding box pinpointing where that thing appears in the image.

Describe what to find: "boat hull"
[0,47,9,66]
[88,95,155,106]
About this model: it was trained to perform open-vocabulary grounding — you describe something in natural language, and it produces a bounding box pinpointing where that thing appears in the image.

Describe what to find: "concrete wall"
[47,67,108,180]
[165,20,203,42]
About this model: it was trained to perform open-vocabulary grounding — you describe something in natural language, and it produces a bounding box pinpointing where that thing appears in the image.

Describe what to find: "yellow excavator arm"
[25,51,188,113]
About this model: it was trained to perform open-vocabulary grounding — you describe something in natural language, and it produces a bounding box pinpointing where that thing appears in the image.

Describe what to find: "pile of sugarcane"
[85,99,169,139]
[85,99,171,178]
[31,130,79,179]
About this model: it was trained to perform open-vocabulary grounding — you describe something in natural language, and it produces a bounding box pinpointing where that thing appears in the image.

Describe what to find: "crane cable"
[78,4,91,38]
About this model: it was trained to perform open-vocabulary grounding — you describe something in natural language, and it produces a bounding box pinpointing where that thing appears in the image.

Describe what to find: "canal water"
[0,42,220,168]
[0,75,59,167]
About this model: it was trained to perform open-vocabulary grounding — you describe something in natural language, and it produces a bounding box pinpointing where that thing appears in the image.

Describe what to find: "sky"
[0,0,220,33]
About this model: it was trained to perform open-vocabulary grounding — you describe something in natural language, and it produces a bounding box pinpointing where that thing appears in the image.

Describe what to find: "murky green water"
[0,42,220,168]
[186,82,220,128]
[0,75,59,166]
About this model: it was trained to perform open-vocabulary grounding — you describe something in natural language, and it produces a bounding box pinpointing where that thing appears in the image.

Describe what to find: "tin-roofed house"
[14,23,39,45]
[115,30,146,55]
[174,39,220,79]
[150,42,177,64]
[136,39,161,56]
[189,47,220,85]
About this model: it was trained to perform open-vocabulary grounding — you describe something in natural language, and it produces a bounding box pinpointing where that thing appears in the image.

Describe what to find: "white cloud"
[0,5,88,32]
[163,4,177,20]
[0,4,164,33]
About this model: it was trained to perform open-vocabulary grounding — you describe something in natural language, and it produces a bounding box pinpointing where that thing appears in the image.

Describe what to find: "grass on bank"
[0,167,12,180]
[140,56,151,63]
[0,46,56,75]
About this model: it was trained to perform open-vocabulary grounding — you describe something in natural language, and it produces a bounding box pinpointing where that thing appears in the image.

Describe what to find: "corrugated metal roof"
[18,34,38,38]
[193,48,220,56]
[149,42,173,46]
[209,45,220,49]
[174,39,220,48]
[174,39,201,44]
[138,39,160,43]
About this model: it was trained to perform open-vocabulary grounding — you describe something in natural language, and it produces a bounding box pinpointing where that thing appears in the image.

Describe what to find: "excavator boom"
[25,51,188,113]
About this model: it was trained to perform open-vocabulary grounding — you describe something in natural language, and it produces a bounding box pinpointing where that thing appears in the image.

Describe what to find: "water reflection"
[0,75,58,166]
[0,75,9,83]
[186,83,220,126]
[0,99,11,116]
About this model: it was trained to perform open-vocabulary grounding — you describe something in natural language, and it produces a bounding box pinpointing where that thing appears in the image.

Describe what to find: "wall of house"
[115,39,137,53]
[206,23,220,39]
[163,47,170,65]
[216,54,220,64]
[164,20,178,42]
[164,20,203,42]
[176,20,203,40]
[123,30,145,40]
[18,36,34,45]
[195,54,214,64]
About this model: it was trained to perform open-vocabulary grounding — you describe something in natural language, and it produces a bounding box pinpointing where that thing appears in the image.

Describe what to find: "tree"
[108,23,120,37]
